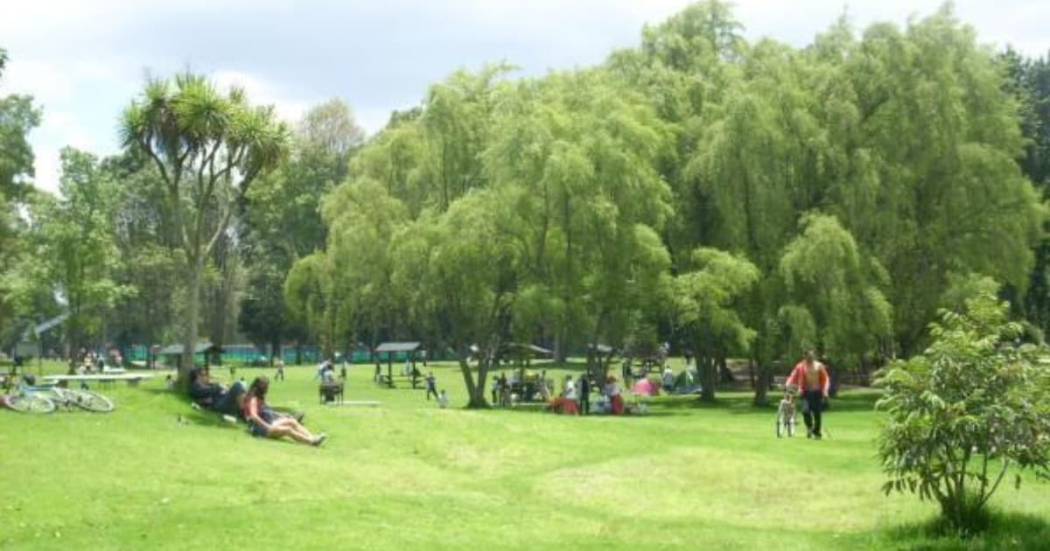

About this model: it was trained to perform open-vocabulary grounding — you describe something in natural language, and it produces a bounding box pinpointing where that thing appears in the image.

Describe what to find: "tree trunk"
[700,354,717,402]
[456,345,490,409]
[753,364,771,406]
[179,254,204,386]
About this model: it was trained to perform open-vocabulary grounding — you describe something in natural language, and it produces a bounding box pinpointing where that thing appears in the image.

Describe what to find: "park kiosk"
[157,342,223,370]
[373,341,423,388]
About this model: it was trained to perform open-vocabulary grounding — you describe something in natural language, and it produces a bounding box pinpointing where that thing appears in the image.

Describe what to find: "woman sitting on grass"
[243,376,326,447]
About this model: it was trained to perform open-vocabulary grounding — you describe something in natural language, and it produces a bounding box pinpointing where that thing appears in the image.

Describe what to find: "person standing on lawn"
[578,374,591,415]
[425,371,439,400]
[785,350,830,439]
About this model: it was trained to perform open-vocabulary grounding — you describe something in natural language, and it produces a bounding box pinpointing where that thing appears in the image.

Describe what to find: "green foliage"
[241,100,364,353]
[673,247,759,400]
[390,188,521,407]
[0,45,41,336]
[779,214,892,368]
[876,291,1050,533]
[18,148,132,357]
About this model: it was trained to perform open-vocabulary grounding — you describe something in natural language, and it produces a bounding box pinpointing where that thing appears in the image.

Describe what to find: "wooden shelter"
[373,342,422,388]
[500,343,554,403]
[157,342,223,369]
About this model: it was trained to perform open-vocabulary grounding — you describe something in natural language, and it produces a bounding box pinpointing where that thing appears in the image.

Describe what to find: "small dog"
[778,391,796,434]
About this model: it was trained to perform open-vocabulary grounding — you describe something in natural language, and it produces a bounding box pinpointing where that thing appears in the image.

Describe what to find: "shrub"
[875,291,1050,534]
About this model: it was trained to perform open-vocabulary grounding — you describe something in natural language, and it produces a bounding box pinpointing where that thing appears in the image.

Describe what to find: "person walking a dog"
[785,350,829,439]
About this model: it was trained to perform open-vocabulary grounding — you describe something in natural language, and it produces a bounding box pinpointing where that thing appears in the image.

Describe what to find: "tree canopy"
[3,2,1048,409]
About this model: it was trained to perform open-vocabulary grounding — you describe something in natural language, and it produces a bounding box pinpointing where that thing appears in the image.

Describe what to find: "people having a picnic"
[188,367,247,417]
[605,376,624,415]
[243,376,326,446]
[547,375,579,415]
[785,350,830,439]
[425,371,439,401]
[662,365,675,393]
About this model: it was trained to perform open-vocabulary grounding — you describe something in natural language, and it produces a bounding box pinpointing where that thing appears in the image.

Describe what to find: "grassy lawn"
[1,360,1047,550]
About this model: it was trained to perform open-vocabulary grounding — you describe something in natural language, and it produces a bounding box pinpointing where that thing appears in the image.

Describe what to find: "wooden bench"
[319,381,344,405]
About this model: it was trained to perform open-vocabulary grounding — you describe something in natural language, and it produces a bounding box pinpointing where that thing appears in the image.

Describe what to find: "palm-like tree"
[120,73,290,382]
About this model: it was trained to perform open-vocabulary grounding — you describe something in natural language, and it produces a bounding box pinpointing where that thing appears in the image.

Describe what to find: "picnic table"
[44,373,153,389]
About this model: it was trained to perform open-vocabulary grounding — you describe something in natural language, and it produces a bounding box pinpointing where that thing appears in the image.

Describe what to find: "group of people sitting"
[74,350,120,375]
[187,367,327,447]
[548,374,626,415]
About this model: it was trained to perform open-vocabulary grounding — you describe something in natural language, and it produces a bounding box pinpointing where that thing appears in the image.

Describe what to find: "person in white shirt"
[438,390,448,408]
[563,376,577,401]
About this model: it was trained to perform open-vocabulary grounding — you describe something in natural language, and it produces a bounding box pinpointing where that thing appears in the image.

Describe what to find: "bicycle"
[3,376,114,413]
[2,376,57,413]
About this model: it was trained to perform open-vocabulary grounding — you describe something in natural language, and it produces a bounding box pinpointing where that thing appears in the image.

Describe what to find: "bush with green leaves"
[875,291,1050,533]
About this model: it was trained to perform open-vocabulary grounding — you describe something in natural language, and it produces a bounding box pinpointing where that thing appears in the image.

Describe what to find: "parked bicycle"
[1,375,115,414]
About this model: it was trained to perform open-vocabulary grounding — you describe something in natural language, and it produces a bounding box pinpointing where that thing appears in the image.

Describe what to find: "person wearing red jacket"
[785,350,830,439]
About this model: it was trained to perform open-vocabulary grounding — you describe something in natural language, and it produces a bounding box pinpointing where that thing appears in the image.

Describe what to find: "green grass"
[1,360,1047,550]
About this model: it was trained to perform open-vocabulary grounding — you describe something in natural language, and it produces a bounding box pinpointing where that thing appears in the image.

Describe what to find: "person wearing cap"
[785,350,830,439]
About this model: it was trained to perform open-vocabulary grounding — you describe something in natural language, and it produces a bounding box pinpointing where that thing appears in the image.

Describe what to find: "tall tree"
[778,214,893,385]
[673,248,759,401]
[390,188,522,408]
[104,152,184,354]
[240,99,363,359]
[0,46,41,342]
[23,148,129,365]
[120,74,290,381]
[1002,50,1050,336]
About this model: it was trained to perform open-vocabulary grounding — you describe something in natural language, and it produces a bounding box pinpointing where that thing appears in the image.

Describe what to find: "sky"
[1,0,1048,195]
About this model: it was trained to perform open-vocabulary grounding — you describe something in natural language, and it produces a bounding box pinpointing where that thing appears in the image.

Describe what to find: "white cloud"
[32,149,62,197]
[211,70,312,123]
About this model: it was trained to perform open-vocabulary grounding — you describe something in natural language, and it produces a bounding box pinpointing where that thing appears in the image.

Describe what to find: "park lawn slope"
[0,363,1047,550]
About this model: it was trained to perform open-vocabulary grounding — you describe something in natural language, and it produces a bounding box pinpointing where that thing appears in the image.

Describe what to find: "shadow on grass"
[639,389,882,416]
[141,387,245,430]
[875,511,1050,550]
[463,389,882,420]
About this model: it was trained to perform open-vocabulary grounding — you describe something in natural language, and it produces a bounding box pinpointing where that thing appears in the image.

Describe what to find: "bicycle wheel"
[786,416,795,437]
[776,413,784,438]
[3,394,57,413]
[64,389,115,413]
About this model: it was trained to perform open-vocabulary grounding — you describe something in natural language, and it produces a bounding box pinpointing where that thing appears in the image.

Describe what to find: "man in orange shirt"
[785,350,829,439]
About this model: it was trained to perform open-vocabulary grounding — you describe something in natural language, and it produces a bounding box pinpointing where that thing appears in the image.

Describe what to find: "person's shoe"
[814,433,823,440]
[311,433,327,447]
[807,430,813,439]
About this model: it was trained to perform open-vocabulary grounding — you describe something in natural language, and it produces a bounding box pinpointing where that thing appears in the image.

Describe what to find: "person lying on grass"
[188,367,246,417]
[243,376,326,447]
